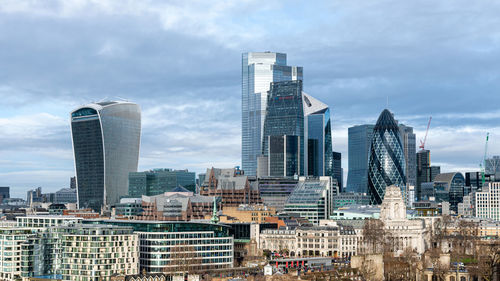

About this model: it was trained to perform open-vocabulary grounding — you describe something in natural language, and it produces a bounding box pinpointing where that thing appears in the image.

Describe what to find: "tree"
[362,219,386,254]
[473,240,500,281]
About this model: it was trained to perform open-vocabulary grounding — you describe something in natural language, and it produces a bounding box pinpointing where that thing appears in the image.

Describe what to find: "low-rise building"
[218,205,276,223]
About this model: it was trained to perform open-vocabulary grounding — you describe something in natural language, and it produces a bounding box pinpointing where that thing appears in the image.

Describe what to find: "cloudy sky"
[1,0,500,198]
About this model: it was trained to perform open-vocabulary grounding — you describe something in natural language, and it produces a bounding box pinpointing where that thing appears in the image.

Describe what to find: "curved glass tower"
[368,109,406,205]
[71,101,141,211]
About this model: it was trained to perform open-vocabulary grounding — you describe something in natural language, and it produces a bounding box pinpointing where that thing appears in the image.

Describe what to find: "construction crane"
[480,132,490,188]
[419,116,432,150]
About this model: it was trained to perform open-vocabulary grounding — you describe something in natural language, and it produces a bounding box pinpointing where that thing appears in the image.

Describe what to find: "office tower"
[71,101,141,211]
[416,150,441,200]
[399,124,416,187]
[486,156,500,175]
[347,124,375,193]
[433,172,465,212]
[257,177,298,211]
[0,187,9,204]
[267,135,302,177]
[128,169,196,197]
[242,52,303,176]
[475,182,500,220]
[368,109,406,204]
[262,80,304,176]
[303,93,334,177]
[70,176,76,189]
[332,151,342,190]
[284,176,337,225]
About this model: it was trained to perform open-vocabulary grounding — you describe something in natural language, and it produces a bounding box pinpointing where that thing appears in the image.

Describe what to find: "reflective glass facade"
[303,93,333,178]
[71,101,141,211]
[399,124,416,187]
[262,80,304,176]
[368,109,406,205]
[128,168,196,197]
[242,52,302,176]
[346,125,375,193]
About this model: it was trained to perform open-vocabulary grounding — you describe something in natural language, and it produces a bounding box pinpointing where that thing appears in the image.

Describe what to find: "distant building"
[242,52,303,176]
[416,149,440,200]
[332,152,342,191]
[332,192,370,209]
[219,205,276,223]
[433,172,465,212]
[70,176,76,189]
[367,109,406,204]
[200,167,261,206]
[284,176,338,224]
[330,205,380,220]
[262,80,305,177]
[347,124,375,193]
[399,124,416,188]
[256,177,298,211]
[0,187,9,203]
[26,187,43,206]
[128,168,196,197]
[71,101,141,211]
[54,188,77,204]
[475,182,500,221]
[486,156,500,175]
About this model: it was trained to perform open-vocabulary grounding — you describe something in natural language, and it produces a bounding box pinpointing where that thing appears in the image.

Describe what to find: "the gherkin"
[368,109,406,204]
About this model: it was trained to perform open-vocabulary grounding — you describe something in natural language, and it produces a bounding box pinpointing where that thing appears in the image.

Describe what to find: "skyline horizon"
[1,1,500,199]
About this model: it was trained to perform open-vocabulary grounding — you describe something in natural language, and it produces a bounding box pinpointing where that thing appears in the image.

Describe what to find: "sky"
[1,0,500,198]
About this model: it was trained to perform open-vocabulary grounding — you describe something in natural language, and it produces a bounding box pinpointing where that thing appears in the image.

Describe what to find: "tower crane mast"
[419,117,432,150]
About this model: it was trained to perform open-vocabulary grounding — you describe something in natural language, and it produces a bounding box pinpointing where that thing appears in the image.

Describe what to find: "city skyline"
[1,1,500,197]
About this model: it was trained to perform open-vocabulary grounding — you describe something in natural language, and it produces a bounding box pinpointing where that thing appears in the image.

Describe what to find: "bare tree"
[471,240,500,281]
[362,219,386,254]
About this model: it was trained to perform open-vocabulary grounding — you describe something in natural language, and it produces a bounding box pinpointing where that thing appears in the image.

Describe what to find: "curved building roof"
[374,109,398,131]
[433,172,463,184]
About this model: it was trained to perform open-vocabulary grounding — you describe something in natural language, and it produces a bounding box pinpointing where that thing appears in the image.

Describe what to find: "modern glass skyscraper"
[368,109,406,204]
[399,124,416,188]
[262,80,304,176]
[242,52,303,176]
[346,124,375,193]
[303,93,333,178]
[71,101,141,211]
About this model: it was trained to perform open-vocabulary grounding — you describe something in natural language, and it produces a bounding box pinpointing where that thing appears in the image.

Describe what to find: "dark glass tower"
[347,124,375,193]
[262,80,304,176]
[71,101,141,211]
[368,109,406,204]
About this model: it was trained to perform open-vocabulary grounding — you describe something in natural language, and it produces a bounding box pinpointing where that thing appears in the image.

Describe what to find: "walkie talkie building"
[368,109,406,205]
[70,101,141,211]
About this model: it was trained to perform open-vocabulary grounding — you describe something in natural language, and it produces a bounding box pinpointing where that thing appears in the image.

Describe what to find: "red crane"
[419,116,432,150]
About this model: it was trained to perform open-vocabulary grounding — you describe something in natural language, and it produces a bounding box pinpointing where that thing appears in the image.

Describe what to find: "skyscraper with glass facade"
[303,93,334,178]
[71,101,141,211]
[399,124,416,188]
[242,52,303,176]
[262,80,305,177]
[368,109,406,205]
[346,124,375,193]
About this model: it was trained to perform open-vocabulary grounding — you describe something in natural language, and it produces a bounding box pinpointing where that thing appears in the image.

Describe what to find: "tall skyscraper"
[346,124,375,193]
[416,149,440,200]
[399,124,416,188]
[242,52,303,176]
[368,109,406,204]
[262,80,304,176]
[71,101,141,211]
[332,152,342,191]
[303,93,333,177]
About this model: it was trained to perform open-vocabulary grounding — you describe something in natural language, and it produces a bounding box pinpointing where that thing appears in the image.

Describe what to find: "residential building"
[368,109,406,204]
[475,182,500,221]
[84,220,234,273]
[399,124,416,188]
[303,93,334,178]
[60,224,139,281]
[284,176,338,225]
[256,177,298,212]
[346,124,375,193]
[200,167,261,206]
[242,52,303,176]
[262,80,305,177]
[128,168,196,196]
[71,101,141,211]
